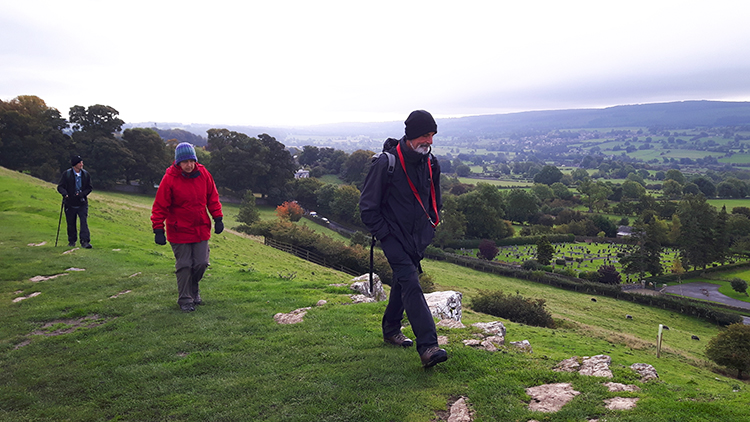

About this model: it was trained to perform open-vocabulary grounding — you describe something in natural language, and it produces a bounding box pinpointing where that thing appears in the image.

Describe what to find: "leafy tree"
[705,323,750,379]
[290,177,324,210]
[731,206,750,218]
[331,184,362,226]
[236,190,260,232]
[682,182,701,196]
[276,201,304,222]
[692,177,716,197]
[256,134,296,204]
[533,165,563,185]
[455,164,471,177]
[478,239,499,260]
[531,183,555,203]
[661,179,682,198]
[298,145,320,166]
[551,182,573,200]
[589,214,618,238]
[621,180,646,200]
[730,278,748,296]
[665,169,686,185]
[433,195,467,248]
[457,183,511,240]
[83,137,135,188]
[121,128,171,187]
[621,211,667,278]
[677,194,717,270]
[207,129,268,193]
[717,178,749,199]
[504,189,539,224]
[714,205,730,264]
[535,236,554,265]
[0,95,71,181]
[349,231,370,248]
[342,149,374,186]
[314,184,337,215]
[577,179,613,213]
[69,104,124,137]
[570,167,590,180]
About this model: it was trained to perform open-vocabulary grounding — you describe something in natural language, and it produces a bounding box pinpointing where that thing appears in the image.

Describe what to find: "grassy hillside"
[1,167,748,421]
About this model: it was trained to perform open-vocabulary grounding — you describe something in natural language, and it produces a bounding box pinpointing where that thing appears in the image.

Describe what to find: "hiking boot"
[193,297,203,306]
[180,304,195,313]
[384,332,413,347]
[68,242,76,247]
[81,242,92,249]
[420,346,448,368]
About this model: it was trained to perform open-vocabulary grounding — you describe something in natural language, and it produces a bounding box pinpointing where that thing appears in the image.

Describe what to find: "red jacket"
[151,163,223,244]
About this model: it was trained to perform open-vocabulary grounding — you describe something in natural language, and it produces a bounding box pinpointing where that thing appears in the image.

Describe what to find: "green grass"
[2,167,750,421]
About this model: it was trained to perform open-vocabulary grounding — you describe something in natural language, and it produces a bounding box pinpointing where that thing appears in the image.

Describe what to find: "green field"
[2,167,750,421]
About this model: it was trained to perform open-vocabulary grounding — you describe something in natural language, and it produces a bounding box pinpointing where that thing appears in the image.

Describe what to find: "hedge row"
[443,234,576,249]
[247,220,393,282]
[426,252,743,326]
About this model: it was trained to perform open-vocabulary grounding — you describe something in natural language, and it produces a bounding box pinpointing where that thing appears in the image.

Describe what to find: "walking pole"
[55,199,64,247]
[369,235,376,296]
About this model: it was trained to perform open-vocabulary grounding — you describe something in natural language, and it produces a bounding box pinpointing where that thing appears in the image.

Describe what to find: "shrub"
[276,201,304,222]
[419,272,436,293]
[705,323,750,379]
[730,278,748,295]
[349,231,370,248]
[597,265,622,284]
[425,245,445,258]
[471,290,555,328]
[555,259,566,266]
[235,190,260,233]
[478,239,499,260]
[578,271,600,282]
[521,259,543,271]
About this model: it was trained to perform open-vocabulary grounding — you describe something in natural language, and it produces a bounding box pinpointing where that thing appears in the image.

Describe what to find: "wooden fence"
[263,237,361,276]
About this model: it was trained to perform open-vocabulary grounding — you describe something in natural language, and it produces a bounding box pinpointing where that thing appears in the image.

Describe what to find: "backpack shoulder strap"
[371,151,396,176]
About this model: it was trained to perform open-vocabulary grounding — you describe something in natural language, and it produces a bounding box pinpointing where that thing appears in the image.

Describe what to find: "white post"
[657,324,664,358]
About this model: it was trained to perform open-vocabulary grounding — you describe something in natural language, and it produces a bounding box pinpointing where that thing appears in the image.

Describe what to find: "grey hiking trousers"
[170,241,210,306]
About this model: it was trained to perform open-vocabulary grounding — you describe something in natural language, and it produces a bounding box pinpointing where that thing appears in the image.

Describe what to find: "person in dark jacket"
[151,143,223,313]
[359,110,447,368]
[57,155,93,248]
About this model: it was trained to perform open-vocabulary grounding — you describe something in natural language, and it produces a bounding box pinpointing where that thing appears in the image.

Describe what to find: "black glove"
[214,217,224,234]
[154,229,167,245]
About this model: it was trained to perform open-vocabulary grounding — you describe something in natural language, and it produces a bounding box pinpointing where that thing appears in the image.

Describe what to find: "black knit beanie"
[71,156,82,166]
[404,110,437,140]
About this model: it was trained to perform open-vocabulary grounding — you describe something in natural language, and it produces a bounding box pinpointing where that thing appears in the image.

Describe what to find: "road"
[662,282,750,324]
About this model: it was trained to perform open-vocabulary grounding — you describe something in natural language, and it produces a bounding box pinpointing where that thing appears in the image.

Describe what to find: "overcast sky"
[2,0,750,127]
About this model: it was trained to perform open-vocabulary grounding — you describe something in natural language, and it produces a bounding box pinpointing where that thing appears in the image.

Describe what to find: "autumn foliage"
[276,201,304,222]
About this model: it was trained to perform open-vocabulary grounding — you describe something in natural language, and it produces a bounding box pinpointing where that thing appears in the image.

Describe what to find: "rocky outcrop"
[274,307,311,324]
[526,383,580,413]
[630,363,659,382]
[349,274,387,301]
[425,290,463,321]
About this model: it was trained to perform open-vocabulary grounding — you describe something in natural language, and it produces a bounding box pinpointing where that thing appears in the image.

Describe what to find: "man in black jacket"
[359,110,447,368]
[57,156,93,248]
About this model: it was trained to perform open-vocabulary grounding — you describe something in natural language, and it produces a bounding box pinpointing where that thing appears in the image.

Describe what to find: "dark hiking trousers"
[65,205,90,245]
[379,235,438,355]
[170,241,210,306]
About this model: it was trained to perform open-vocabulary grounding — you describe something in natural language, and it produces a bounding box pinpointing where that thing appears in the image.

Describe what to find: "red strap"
[396,143,440,228]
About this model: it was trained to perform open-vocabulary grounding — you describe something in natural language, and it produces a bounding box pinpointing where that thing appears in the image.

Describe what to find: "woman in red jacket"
[151,142,224,312]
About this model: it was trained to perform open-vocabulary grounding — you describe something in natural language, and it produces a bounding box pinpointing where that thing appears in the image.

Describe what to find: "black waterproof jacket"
[57,168,93,208]
[359,137,442,264]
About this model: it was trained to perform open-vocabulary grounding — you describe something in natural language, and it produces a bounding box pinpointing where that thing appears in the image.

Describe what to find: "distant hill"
[127,101,750,146]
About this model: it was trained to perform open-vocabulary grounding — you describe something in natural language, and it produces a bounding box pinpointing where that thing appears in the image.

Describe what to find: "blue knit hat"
[174,142,198,165]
